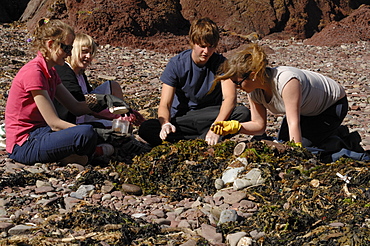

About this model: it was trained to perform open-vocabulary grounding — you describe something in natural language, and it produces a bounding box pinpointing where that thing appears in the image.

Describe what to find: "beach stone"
[35,186,54,194]
[178,220,191,228]
[64,197,80,211]
[70,185,95,199]
[223,191,247,204]
[8,224,37,235]
[180,239,197,246]
[102,194,112,201]
[151,209,165,218]
[237,237,253,246]
[0,207,7,217]
[226,231,247,246]
[200,223,223,245]
[101,180,114,193]
[329,222,345,227]
[121,184,142,195]
[233,168,265,190]
[218,209,238,225]
[250,230,265,240]
[153,218,171,226]
[0,222,13,232]
[111,191,123,198]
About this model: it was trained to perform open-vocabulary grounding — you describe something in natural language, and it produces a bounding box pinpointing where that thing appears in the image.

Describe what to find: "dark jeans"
[9,125,98,165]
[278,96,348,146]
[139,105,251,147]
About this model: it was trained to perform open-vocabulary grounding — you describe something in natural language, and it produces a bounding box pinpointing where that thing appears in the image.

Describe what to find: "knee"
[138,119,162,146]
[110,81,124,99]
[76,125,98,141]
[139,119,160,135]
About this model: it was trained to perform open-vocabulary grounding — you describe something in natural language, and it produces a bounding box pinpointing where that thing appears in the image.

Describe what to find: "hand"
[211,120,241,136]
[84,94,131,113]
[160,122,176,140]
[95,108,121,120]
[205,130,220,145]
[121,110,146,126]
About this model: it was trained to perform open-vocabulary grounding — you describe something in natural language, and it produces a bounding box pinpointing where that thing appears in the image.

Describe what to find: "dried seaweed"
[115,139,236,200]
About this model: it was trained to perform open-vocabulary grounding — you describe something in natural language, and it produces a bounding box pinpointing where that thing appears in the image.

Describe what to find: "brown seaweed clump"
[217,142,370,245]
[115,139,236,200]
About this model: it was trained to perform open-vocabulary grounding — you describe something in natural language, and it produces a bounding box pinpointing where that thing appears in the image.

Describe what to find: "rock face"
[180,0,365,39]
[3,0,370,51]
[20,0,191,52]
[304,4,370,46]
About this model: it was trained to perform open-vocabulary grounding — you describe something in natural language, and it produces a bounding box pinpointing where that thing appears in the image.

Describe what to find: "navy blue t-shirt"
[160,49,226,117]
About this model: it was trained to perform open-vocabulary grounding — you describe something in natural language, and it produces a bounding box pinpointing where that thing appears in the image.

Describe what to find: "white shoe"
[95,143,115,157]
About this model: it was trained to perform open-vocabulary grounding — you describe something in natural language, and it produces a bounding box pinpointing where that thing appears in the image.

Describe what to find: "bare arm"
[32,90,76,131]
[205,79,238,145]
[158,83,175,125]
[157,83,177,140]
[214,78,237,122]
[54,83,93,117]
[281,78,302,143]
[238,95,267,135]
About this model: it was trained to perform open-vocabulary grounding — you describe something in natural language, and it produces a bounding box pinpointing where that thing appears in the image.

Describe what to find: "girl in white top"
[211,43,347,147]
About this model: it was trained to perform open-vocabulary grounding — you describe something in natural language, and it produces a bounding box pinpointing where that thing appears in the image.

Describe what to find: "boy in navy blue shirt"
[139,17,250,147]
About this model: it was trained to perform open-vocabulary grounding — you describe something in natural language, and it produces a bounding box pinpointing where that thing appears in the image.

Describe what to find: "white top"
[249,66,346,116]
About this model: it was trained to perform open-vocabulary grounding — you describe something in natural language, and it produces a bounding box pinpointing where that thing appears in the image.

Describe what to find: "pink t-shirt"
[5,52,61,153]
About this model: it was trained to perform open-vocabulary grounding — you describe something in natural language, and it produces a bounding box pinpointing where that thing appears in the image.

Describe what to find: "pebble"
[226,231,247,246]
[121,183,142,195]
[218,209,239,225]
[8,224,37,235]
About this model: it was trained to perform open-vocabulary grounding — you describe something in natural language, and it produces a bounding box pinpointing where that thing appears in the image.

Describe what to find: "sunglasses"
[60,43,73,54]
[232,72,251,87]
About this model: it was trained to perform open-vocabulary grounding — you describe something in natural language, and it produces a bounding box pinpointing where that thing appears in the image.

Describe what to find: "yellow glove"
[211,120,241,136]
[295,142,302,148]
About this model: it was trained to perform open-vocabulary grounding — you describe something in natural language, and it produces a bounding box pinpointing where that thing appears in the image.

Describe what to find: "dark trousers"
[278,96,348,146]
[139,105,251,147]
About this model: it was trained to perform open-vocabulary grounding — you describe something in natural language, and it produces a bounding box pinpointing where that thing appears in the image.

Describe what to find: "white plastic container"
[112,119,130,134]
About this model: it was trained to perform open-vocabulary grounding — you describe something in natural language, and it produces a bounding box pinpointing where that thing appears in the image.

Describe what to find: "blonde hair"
[32,18,75,57]
[189,17,220,48]
[215,43,269,84]
[67,33,97,69]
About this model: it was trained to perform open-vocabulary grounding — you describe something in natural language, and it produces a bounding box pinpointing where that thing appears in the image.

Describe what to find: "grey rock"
[70,185,95,199]
[64,197,80,211]
[237,237,253,246]
[250,230,265,240]
[8,224,37,235]
[102,194,112,201]
[218,209,238,225]
[214,178,224,190]
[233,168,265,190]
[0,207,6,217]
[226,231,247,246]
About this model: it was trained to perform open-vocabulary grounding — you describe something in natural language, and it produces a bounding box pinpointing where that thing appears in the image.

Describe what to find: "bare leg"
[60,154,88,166]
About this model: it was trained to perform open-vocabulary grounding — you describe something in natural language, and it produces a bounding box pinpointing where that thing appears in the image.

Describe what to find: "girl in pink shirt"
[5,18,99,165]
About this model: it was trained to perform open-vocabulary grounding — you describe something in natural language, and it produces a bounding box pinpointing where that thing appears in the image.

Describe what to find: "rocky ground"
[0,23,369,245]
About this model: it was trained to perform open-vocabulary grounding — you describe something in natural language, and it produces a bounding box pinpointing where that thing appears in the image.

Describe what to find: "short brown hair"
[189,17,220,48]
